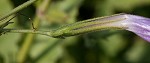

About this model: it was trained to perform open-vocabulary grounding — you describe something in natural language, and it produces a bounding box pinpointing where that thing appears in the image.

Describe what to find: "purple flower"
[107,13,150,42]
[48,13,150,41]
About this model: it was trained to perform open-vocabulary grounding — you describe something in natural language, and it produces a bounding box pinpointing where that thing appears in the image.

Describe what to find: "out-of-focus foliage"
[0,0,150,63]
[0,0,20,63]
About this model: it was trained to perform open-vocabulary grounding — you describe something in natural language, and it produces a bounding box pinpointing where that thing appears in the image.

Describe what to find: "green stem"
[0,0,37,21]
[4,29,53,37]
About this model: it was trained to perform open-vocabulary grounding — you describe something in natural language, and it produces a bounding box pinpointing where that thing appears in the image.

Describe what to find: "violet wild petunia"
[3,13,150,41]
[50,13,150,42]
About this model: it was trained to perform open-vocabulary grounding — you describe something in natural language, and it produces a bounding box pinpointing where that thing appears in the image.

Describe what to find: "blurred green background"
[1,0,150,63]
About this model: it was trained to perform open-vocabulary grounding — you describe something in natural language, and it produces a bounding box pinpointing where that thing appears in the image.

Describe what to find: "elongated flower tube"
[50,13,150,42]
[4,13,150,42]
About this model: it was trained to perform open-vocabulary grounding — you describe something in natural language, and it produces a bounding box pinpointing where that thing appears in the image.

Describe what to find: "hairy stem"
[6,29,52,36]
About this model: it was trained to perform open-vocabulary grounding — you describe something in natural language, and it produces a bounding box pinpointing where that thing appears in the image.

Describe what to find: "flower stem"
[6,29,52,36]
